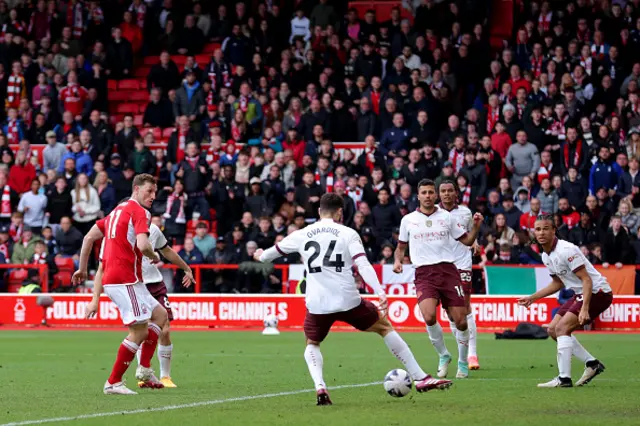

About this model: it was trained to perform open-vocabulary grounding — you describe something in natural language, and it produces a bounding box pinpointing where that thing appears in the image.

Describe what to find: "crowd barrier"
[1,294,638,331]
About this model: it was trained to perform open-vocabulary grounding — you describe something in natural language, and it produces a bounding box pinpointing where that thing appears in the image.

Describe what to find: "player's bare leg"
[366,317,452,392]
[136,305,167,389]
[420,298,452,378]
[448,305,470,378]
[539,312,582,388]
[157,323,176,387]
[545,314,603,387]
[304,338,331,406]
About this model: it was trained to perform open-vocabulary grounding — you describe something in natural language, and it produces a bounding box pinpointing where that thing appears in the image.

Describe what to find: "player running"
[73,174,166,395]
[434,178,481,374]
[87,218,195,388]
[518,214,612,388]
[254,193,453,406]
[393,179,482,379]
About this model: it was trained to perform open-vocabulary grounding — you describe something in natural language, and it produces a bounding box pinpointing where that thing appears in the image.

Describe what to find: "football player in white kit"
[87,214,195,388]
[518,214,613,388]
[254,193,453,406]
[430,178,480,376]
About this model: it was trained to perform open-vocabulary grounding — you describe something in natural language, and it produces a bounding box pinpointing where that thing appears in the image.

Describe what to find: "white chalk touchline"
[0,381,382,426]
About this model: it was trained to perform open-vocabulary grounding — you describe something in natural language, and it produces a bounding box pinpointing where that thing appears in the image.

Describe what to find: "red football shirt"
[96,200,151,285]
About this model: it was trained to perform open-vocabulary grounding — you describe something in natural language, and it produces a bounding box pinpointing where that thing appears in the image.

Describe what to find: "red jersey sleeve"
[130,203,150,235]
[96,217,107,234]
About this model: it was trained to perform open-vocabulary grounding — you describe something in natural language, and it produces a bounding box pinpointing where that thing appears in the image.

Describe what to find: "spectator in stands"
[42,131,65,172]
[147,52,181,97]
[618,199,639,236]
[371,187,401,243]
[173,71,205,123]
[28,112,50,145]
[177,15,204,56]
[501,191,521,231]
[379,112,409,161]
[163,179,187,244]
[178,237,205,266]
[2,108,26,144]
[17,179,47,234]
[8,150,36,195]
[193,222,215,258]
[143,88,174,129]
[106,27,133,79]
[493,213,515,248]
[92,171,116,217]
[128,137,155,175]
[59,139,93,176]
[45,176,72,231]
[70,173,100,236]
[505,130,540,188]
[558,197,581,230]
[0,171,19,227]
[55,216,83,264]
[176,142,210,220]
[603,215,633,266]
[11,226,42,265]
[589,145,623,196]
[120,11,143,54]
[569,211,602,248]
[114,114,140,160]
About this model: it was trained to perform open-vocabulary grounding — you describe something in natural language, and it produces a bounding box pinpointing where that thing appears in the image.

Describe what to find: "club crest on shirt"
[426,220,432,227]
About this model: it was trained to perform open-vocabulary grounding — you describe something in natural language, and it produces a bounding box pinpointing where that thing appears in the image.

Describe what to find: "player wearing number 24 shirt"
[72,174,167,396]
[518,214,612,388]
[254,193,453,406]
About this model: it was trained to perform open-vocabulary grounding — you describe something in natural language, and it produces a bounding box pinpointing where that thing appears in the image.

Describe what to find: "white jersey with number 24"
[275,218,367,314]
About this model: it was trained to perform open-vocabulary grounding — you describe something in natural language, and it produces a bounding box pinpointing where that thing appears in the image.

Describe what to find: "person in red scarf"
[0,171,19,226]
[5,61,26,111]
[167,115,198,169]
[2,107,26,144]
[282,127,305,167]
[357,135,385,175]
[482,94,501,134]
[560,126,589,177]
[8,150,36,195]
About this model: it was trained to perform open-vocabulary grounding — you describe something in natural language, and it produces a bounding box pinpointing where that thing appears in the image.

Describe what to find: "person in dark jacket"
[55,216,83,258]
[147,52,181,97]
[210,165,245,237]
[176,142,211,220]
[128,137,155,175]
[334,180,356,227]
[167,116,199,166]
[379,112,409,161]
[298,99,330,141]
[106,28,133,79]
[84,111,113,163]
[501,192,522,230]
[45,176,73,227]
[558,167,588,209]
[617,157,640,202]
[176,15,204,55]
[602,215,634,265]
[178,238,205,265]
[114,114,140,160]
[244,177,270,219]
[589,145,623,195]
[143,88,175,128]
[173,71,206,121]
[460,149,487,202]
[569,211,602,247]
[371,188,401,243]
[223,24,251,67]
[329,97,355,142]
[294,170,322,221]
[356,97,378,141]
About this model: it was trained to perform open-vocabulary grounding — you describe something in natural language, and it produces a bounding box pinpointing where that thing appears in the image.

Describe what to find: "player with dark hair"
[254,193,452,405]
[519,214,612,387]
[431,177,481,375]
[73,174,165,395]
[394,179,483,379]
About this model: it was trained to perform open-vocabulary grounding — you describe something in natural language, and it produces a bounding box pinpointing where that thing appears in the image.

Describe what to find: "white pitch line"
[0,381,382,426]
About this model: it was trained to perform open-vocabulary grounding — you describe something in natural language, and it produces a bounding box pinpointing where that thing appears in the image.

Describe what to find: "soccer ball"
[383,369,412,397]
[263,314,279,328]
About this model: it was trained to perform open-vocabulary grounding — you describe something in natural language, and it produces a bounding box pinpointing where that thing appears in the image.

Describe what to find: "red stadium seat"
[138,79,147,89]
[109,91,130,101]
[55,257,75,271]
[53,272,73,288]
[133,115,144,127]
[118,79,140,90]
[195,54,210,65]
[163,127,176,138]
[187,220,210,234]
[8,269,28,290]
[134,66,151,78]
[202,43,219,54]
[128,91,149,102]
[108,80,117,90]
[173,56,187,66]
[116,103,139,114]
[144,127,162,139]
[143,56,158,66]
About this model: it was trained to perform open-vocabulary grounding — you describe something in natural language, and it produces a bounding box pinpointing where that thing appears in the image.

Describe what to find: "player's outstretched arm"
[159,246,195,288]
[518,276,564,307]
[73,224,104,284]
[354,255,388,316]
[136,233,159,262]
[85,263,104,319]
[393,242,407,273]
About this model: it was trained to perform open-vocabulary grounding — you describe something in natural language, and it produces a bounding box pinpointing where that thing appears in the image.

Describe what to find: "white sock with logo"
[426,323,450,358]
[457,329,470,365]
[136,347,141,365]
[467,313,477,358]
[571,336,595,364]
[158,344,173,378]
[383,331,428,380]
[557,335,573,379]
[448,318,459,340]
[304,344,326,391]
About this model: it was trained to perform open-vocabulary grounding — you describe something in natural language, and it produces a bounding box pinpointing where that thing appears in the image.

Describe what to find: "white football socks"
[467,313,477,358]
[304,344,326,391]
[571,336,595,364]
[426,323,450,357]
[383,331,428,380]
[158,344,173,378]
[448,318,459,340]
[557,335,573,379]
[457,328,470,364]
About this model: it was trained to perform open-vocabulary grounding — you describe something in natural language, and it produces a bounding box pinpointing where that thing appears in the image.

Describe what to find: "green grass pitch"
[0,330,639,426]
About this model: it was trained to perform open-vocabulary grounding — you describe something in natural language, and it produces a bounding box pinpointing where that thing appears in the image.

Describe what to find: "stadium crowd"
[1,0,640,294]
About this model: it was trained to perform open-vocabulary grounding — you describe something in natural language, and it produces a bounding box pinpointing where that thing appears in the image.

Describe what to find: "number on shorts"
[304,240,345,273]
[455,285,464,298]
[106,208,123,239]
[163,296,171,309]
[459,271,472,282]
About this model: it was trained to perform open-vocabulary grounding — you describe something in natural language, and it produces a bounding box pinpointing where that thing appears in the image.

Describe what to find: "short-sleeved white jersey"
[441,204,473,271]
[142,224,169,284]
[399,207,467,267]
[275,218,366,314]
[542,239,611,294]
